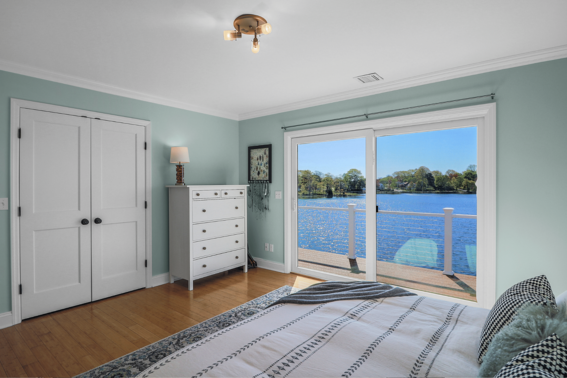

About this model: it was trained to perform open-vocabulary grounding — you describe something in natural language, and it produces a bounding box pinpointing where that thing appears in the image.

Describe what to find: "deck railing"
[297,204,477,275]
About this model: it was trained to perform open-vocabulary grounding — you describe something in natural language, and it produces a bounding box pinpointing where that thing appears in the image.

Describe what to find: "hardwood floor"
[0,268,321,377]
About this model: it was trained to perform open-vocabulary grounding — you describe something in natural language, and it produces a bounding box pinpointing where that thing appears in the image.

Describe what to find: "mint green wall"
[0,70,239,313]
[239,58,567,298]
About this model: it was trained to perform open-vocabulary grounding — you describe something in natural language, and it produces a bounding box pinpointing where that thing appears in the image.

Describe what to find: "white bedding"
[139,295,489,377]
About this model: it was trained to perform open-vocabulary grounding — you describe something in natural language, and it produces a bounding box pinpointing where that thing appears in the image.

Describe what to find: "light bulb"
[223,30,236,41]
[260,23,272,35]
[251,38,260,54]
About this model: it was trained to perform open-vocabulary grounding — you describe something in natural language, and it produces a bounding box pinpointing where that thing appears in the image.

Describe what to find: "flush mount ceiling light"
[224,14,272,54]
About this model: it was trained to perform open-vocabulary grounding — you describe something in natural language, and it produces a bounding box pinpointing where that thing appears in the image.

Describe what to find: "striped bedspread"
[139,296,489,377]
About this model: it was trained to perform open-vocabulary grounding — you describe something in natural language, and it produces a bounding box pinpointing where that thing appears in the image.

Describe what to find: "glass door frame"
[284,103,497,309]
[289,129,376,282]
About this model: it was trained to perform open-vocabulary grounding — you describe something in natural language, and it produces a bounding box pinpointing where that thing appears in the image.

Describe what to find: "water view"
[298,193,477,275]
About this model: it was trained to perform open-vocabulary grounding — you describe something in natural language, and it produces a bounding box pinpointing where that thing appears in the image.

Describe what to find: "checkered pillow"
[478,275,557,364]
[495,333,567,378]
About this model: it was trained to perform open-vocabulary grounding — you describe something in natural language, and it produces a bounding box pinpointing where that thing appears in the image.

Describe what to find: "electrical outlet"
[265,243,269,251]
[270,244,274,252]
[275,191,282,200]
[0,198,7,210]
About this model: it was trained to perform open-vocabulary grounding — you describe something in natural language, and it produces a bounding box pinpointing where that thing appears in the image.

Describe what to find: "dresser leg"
[244,263,248,273]
[189,280,193,291]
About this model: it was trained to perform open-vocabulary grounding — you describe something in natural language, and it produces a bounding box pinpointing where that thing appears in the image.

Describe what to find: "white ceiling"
[1,0,566,120]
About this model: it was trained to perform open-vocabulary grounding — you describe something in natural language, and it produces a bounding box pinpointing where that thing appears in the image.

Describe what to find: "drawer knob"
[224,192,228,195]
[214,192,218,195]
[202,247,206,250]
[235,206,238,209]
[240,191,243,195]
[202,209,206,212]
[202,229,206,233]
[235,256,239,259]
[196,193,200,196]
[235,240,239,243]
[235,224,239,227]
[202,264,207,268]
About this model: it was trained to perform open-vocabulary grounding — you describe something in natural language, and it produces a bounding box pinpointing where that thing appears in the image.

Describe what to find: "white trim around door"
[284,103,496,309]
[10,98,153,326]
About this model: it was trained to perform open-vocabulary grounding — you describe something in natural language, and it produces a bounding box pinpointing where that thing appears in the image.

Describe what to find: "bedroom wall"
[239,57,567,298]
[0,69,239,314]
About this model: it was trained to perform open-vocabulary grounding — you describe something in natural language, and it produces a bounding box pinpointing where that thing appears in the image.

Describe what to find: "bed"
[138,294,489,377]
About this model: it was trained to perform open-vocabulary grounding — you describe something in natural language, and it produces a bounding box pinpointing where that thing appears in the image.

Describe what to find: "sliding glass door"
[285,105,496,307]
[290,129,376,281]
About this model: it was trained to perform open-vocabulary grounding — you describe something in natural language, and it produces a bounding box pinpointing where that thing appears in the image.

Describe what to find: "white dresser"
[167,185,248,290]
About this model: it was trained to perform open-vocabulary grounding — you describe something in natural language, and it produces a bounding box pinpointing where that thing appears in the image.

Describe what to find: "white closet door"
[20,109,92,319]
[91,119,146,301]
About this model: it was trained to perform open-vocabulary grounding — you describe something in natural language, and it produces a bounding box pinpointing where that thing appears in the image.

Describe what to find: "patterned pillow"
[494,333,567,378]
[478,275,557,363]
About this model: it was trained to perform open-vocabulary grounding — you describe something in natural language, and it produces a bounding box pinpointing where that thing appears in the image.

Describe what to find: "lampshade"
[170,147,190,163]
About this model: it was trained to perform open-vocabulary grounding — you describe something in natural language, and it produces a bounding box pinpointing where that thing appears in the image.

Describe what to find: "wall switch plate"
[265,243,269,252]
[0,198,7,210]
[270,244,274,252]
[275,191,282,199]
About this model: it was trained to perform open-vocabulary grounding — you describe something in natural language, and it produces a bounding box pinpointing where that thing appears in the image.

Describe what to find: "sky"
[297,127,477,178]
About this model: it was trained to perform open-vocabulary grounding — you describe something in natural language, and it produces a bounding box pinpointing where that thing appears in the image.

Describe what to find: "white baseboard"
[254,257,286,273]
[151,272,171,287]
[0,311,13,330]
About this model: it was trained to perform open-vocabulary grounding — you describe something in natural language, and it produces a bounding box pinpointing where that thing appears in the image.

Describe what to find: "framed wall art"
[248,144,272,183]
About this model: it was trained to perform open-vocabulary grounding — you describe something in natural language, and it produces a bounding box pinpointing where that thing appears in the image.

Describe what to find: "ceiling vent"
[354,73,383,84]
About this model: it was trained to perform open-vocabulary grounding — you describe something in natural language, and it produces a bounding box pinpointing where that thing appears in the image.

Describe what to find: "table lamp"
[170,147,190,185]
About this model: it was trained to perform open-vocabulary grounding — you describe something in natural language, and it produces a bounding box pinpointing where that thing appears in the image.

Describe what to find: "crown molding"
[238,44,567,121]
[0,59,239,121]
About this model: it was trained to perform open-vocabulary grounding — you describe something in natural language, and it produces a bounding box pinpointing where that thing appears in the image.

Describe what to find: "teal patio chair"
[393,238,438,268]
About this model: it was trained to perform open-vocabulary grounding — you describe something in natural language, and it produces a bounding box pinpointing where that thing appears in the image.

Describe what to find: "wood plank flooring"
[0,268,321,377]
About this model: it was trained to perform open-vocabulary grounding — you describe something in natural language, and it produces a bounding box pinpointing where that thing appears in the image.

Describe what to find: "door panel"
[91,120,146,301]
[20,109,92,319]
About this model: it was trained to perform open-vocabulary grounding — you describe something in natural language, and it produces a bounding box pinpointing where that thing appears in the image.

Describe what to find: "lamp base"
[175,164,185,185]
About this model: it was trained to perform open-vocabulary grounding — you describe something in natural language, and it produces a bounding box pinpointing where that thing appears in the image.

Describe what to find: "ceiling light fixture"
[224,14,272,54]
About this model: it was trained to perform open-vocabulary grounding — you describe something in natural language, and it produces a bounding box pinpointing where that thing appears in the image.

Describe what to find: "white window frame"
[10,99,153,326]
[284,103,496,308]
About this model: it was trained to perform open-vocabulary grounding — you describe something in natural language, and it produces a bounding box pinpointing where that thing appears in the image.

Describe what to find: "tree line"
[298,164,477,197]
[298,169,365,197]
[379,164,477,193]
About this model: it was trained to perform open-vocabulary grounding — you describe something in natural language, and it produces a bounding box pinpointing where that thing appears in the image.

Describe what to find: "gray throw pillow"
[478,303,567,377]
[478,275,557,364]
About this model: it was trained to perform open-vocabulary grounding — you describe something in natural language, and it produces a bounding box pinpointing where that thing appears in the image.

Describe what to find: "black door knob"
[94,218,102,224]
[81,219,89,225]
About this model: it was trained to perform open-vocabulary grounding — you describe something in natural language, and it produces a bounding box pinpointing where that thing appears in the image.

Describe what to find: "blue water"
[298,194,477,275]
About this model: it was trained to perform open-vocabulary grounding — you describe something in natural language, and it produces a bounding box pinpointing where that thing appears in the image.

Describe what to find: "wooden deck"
[298,248,477,301]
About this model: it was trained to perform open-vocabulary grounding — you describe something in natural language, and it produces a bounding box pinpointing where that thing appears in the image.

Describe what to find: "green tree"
[467,164,477,172]
[435,175,454,191]
[431,170,443,178]
[343,168,365,192]
[415,166,431,193]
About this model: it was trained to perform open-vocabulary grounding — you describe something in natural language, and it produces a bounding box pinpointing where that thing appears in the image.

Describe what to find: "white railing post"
[348,204,356,260]
[443,208,454,276]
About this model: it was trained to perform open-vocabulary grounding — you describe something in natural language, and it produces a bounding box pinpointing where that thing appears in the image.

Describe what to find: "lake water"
[298,193,477,275]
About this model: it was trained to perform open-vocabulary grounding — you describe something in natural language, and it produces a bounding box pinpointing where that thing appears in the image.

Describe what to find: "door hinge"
[376,205,379,213]
[18,207,21,216]
[145,260,148,268]
[18,128,21,138]
[144,142,147,150]
[145,201,147,209]
[19,284,22,295]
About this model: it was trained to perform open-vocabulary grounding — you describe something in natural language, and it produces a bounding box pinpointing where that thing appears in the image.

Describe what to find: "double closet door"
[19,109,147,319]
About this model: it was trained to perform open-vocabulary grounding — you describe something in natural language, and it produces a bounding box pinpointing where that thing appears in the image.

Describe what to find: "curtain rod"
[281,93,495,130]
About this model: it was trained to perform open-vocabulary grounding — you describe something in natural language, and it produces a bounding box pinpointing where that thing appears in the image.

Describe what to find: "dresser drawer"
[193,198,244,222]
[193,190,221,199]
[193,219,244,241]
[193,249,245,276]
[221,189,245,198]
[193,234,244,259]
